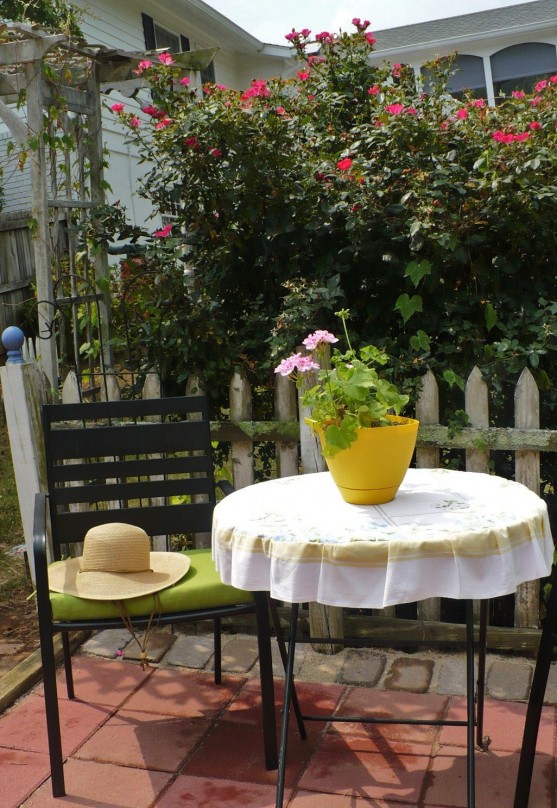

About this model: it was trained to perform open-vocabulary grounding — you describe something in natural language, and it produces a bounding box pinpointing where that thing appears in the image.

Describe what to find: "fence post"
[1,327,51,581]
[274,373,298,478]
[514,367,541,628]
[415,369,441,622]
[229,371,254,490]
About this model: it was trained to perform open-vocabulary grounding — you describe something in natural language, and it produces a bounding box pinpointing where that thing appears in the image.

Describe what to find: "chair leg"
[62,632,74,699]
[213,616,222,685]
[39,626,65,797]
[514,572,557,808]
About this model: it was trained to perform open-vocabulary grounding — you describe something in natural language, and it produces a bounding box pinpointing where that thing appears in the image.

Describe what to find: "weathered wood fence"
[1,356,554,642]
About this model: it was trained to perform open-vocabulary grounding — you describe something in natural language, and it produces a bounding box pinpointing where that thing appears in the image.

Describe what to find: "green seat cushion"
[49,548,253,622]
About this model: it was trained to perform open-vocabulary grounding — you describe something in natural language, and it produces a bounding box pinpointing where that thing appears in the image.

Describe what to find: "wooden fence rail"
[1,358,553,636]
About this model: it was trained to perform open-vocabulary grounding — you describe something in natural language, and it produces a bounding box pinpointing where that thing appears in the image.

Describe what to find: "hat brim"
[48,552,191,601]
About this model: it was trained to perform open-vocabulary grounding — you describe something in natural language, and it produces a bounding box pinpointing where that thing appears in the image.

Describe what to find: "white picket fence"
[1,359,553,633]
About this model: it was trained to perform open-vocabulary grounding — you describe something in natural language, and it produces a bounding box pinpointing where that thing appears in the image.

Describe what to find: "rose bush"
[104,21,557,421]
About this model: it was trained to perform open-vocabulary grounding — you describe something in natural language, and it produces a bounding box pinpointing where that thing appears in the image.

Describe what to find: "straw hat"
[48,523,190,601]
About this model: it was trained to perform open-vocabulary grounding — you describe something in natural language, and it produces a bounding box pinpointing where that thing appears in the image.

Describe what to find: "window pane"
[491,42,557,82]
[154,23,180,53]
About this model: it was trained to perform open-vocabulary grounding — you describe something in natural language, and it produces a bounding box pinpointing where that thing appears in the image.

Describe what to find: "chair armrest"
[33,492,51,611]
[216,479,235,497]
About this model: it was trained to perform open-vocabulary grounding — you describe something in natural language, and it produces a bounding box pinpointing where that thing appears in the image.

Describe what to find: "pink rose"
[180,76,191,86]
[110,103,124,113]
[385,103,404,115]
[158,52,174,65]
[154,224,172,238]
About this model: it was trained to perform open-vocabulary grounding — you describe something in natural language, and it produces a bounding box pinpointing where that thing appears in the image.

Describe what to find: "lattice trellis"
[0,21,216,397]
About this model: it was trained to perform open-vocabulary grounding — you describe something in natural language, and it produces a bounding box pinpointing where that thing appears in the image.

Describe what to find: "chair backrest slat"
[54,503,216,543]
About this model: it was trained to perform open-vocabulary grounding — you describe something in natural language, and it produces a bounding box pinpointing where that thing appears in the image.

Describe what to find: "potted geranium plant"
[275,309,419,504]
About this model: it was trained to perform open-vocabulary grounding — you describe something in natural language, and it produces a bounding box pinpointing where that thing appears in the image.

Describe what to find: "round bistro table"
[212,468,553,807]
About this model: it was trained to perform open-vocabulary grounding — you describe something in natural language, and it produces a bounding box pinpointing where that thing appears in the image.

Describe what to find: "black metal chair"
[514,564,557,807]
[33,395,300,797]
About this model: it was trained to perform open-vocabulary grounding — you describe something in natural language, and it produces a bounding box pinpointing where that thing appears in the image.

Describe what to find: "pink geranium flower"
[154,224,173,237]
[303,331,339,350]
[274,353,319,377]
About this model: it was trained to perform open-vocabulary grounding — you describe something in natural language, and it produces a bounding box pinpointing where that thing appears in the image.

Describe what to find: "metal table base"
[276,599,489,808]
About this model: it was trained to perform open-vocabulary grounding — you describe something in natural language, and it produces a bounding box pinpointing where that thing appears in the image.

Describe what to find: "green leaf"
[443,369,465,391]
[395,294,423,324]
[410,330,431,352]
[485,302,497,332]
[404,260,432,288]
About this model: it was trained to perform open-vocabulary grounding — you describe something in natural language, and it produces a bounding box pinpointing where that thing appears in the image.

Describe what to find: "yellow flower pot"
[315,415,420,505]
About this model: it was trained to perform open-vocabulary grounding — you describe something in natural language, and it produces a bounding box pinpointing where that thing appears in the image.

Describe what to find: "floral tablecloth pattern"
[212,468,553,608]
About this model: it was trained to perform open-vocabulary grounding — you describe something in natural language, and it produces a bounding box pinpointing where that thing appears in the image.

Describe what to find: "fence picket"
[514,367,541,628]
[465,367,490,473]
[275,372,298,478]
[415,369,441,622]
[229,371,254,490]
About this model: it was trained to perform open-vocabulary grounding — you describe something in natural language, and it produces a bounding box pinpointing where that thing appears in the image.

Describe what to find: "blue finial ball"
[2,326,25,363]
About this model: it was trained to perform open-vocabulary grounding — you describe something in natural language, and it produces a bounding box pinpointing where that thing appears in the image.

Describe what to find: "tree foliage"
[1,0,82,34]
[102,22,557,420]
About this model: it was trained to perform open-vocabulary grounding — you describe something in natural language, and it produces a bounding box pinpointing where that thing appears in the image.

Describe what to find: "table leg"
[254,591,278,770]
[276,601,299,808]
[476,600,488,749]
[465,600,476,808]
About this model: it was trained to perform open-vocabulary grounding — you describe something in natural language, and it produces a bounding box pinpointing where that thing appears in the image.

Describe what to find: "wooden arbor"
[0,21,216,394]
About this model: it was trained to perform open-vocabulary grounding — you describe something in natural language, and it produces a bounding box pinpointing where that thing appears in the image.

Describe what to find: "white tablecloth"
[212,468,554,608]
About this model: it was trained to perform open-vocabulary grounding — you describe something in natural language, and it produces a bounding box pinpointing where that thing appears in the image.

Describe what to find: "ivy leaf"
[395,294,423,323]
[485,302,497,332]
[443,369,465,391]
[410,330,431,352]
[404,259,432,288]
